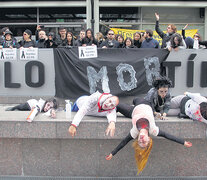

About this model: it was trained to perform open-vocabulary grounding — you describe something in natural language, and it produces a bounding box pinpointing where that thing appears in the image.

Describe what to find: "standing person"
[35,25,45,41]
[18,29,36,48]
[133,32,142,48]
[75,30,85,46]
[141,29,159,49]
[0,30,19,48]
[167,33,186,51]
[68,91,119,137]
[59,31,75,47]
[123,37,136,48]
[100,30,119,48]
[55,27,67,46]
[106,101,192,174]
[155,13,177,48]
[185,32,206,49]
[116,34,124,48]
[0,27,9,43]
[82,28,97,46]
[36,29,48,48]
[95,32,105,47]
[168,92,207,123]
[133,76,172,120]
[45,32,58,48]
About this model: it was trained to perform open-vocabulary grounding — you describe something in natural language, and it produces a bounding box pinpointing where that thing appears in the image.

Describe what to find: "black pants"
[116,103,134,118]
[117,97,151,118]
[10,102,31,111]
[133,97,151,106]
[180,96,191,115]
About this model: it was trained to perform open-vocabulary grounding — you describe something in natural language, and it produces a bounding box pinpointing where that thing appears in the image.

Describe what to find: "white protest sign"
[0,48,17,60]
[20,48,38,60]
[78,46,98,59]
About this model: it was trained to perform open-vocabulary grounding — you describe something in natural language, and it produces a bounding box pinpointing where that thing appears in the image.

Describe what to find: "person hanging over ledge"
[133,76,172,120]
[68,91,119,137]
[5,98,58,120]
[168,92,207,123]
[106,100,192,174]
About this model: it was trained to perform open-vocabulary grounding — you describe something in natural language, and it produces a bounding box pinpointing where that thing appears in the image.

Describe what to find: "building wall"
[0,1,206,38]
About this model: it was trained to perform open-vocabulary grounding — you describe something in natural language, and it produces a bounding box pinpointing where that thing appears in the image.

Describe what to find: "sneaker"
[5,107,14,111]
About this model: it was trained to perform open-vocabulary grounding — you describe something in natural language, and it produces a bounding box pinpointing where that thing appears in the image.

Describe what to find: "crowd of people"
[3,12,207,175]
[0,13,207,51]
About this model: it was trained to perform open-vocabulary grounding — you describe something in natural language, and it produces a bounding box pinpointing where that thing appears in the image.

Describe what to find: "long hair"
[132,137,153,174]
[66,31,75,46]
[124,37,133,47]
[170,33,183,48]
[133,32,142,42]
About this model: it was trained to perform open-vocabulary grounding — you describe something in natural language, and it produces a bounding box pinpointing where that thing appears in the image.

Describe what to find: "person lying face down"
[68,91,119,137]
[5,98,58,118]
[106,100,192,174]
[168,92,207,124]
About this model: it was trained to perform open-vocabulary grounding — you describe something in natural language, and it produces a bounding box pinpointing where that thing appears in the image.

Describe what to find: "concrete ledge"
[0,105,206,139]
[1,105,207,177]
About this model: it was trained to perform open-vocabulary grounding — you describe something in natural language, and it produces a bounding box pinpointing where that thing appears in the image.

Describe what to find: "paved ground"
[1,176,207,180]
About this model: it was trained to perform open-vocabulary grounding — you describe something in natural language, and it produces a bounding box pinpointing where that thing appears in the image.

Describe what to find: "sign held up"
[20,48,38,60]
[0,48,17,60]
[78,46,98,59]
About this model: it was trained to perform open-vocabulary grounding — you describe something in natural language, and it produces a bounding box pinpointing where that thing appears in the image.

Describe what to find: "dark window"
[39,7,86,23]
[0,8,37,23]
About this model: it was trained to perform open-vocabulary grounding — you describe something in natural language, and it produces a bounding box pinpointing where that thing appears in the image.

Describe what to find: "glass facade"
[0,7,86,37]
[0,1,205,38]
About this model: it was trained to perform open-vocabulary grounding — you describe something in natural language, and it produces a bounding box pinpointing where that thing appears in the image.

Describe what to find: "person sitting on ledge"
[106,99,192,174]
[168,92,207,123]
[133,76,172,120]
[5,98,58,118]
[68,91,119,137]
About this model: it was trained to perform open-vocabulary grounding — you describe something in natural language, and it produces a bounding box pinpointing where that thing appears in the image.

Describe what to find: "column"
[94,0,99,33]
[86,0,92,29]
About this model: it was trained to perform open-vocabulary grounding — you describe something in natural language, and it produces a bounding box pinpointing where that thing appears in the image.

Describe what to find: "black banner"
[54,48,169,99]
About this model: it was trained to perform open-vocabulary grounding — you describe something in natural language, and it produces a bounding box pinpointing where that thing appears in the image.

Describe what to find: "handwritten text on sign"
[78,46,98,59]
[0,48,17,60]
[20,48,38,60]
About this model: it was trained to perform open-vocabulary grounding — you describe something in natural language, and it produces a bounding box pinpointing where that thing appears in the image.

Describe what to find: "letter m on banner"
[87,66,110,94]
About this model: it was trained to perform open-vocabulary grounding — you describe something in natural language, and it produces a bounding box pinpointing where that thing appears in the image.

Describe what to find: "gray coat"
[144,87,171,114]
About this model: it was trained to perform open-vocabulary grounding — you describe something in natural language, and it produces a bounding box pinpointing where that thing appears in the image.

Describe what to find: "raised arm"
[182,24,188,39]
[155,13,165,39]
[105,133,133,160]
[158,129,192,147]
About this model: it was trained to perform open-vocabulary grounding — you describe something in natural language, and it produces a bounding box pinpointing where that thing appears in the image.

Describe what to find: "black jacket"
[36,39,47,48]
[19,40,36,48]
[155,21,174,48]
[100,39,119,48]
